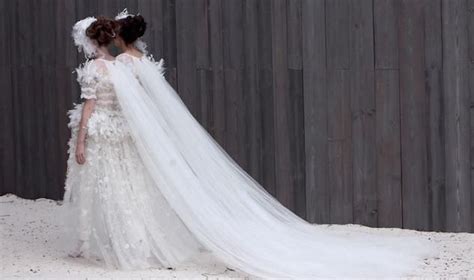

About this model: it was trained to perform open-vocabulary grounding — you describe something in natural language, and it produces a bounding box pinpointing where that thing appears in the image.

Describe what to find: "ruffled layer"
[67,103,131,142]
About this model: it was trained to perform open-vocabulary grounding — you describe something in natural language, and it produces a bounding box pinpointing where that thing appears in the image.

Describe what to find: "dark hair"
[86,16,117,46]
[116,15,147,45]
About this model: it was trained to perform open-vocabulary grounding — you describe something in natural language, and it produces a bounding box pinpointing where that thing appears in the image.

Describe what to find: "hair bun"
[86,17,117,46]
[117,15,147,45]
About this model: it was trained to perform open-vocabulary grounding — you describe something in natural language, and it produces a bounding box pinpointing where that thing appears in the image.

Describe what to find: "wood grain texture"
[399,0,430,230]
[469,0,474,233]
[374,0,402,228]
[302,0,328,223]
[350,0,377,227]
[424,0,446,231]
[442,0,472,232]
[375,70,402,227]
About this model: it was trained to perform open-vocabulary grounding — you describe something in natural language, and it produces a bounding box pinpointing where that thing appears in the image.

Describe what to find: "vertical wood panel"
[375,70,402,227]
[469,0,474,233]
[442,0,472,232]
[326,0,350,70]
[326,0,352,224]
[272,0,294,211]
[208,0,226,146]
[424,0,445,231]
[374,0,402,227]
[175,0,199,118]
[289,69,306,218]
[350,0,377,227]
[243,0,263,183]
[162,0,177,87]
[374,0,399,69]
[257,0,276,195]
[287,0,302,70]
[0,0,15,195]
[222,0,247,169]
[327,70,352,224]
[302,0,328,223]
[287,0,306,218]
[399,0,430,230]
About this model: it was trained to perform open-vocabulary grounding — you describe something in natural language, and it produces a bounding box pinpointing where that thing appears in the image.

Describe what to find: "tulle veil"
[104,57,436,278]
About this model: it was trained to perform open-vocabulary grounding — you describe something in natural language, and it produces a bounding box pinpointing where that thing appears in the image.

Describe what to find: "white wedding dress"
[61,54,437,278]
[62,59,202,270]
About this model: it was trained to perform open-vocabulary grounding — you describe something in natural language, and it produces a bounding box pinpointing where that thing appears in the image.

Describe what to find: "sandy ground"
[0,194,473,279]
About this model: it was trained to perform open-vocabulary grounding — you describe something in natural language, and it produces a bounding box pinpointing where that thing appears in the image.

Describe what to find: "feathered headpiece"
[72,17,98,59]
[115,8,148,54]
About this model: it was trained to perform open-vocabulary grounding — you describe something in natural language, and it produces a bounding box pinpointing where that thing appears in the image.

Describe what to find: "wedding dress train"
[85,53,435,278]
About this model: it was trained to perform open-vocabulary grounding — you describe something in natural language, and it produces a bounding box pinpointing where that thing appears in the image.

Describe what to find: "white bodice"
[68,59,130,142]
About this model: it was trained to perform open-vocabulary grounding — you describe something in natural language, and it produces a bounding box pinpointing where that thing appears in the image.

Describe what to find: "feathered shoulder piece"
[146,54,166,77]
[75,60,102,85]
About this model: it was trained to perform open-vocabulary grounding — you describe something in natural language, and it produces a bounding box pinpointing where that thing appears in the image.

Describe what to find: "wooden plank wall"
[0,0,472,232]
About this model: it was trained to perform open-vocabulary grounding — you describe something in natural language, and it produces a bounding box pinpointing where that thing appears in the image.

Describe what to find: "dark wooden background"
[0,0,473,233]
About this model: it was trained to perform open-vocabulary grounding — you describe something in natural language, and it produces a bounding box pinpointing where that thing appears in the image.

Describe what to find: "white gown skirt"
[61,104,203,270]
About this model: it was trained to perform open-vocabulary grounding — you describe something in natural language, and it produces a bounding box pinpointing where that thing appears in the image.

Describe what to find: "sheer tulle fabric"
[104,56,437,278]
[61,60,202,270]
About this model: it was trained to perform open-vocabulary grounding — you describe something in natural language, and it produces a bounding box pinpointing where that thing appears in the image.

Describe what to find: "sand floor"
[1,194,473,279]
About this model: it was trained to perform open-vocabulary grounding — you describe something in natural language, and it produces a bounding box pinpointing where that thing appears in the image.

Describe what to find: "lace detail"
[76,60,120,110]
[62,59,202,270]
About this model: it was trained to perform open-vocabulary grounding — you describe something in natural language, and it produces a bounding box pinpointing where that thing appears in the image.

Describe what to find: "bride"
[61,11,437,278]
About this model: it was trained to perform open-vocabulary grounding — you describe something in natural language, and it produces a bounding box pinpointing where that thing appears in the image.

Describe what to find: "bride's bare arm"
[75,98,96,164]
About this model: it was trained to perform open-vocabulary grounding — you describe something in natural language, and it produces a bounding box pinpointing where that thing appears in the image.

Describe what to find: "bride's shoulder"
[75,59,107,83]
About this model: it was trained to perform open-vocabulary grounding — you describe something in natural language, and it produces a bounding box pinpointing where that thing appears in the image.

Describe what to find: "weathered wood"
[326,0,350,70]
[0,66,15,195]
[138,0,164,58]
[195,0,212,127]
[327,69,352,224]
[0,0,15,195]
[375,70,402,227]
[302,0,328,223]
[442,0,472,232]
[469,0,474,233]
[208,0,226,146]
[424,0,445,231]
[374,0,402,228]
[287,0,302,70]
[399,0,430,230]
[243,0,263,183]
[162,0,177,70]
[271,0,294,211]
[222,0,247,169]
[195,0,210,70]
[257,0,276,196]
[350,0,377,227]
[289,69,306,218]
[374,0,399,69]
[325,0,352,224]
[175,0,199,118]
[196,69,213,130]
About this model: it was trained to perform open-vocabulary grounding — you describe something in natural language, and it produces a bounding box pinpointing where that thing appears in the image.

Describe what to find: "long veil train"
[106,58,435,278]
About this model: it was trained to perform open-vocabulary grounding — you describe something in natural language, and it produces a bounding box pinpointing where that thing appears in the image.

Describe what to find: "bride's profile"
[61,10,437,278]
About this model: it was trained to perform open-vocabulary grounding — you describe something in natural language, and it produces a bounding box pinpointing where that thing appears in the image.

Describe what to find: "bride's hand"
[75,141,86,164]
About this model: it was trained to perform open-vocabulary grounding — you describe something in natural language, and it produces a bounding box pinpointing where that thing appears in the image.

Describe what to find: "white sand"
[1,194,472,279]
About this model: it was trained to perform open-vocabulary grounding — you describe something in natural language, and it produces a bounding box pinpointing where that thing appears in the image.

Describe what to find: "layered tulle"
[61,61,202,270]
[105,56,437,278]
